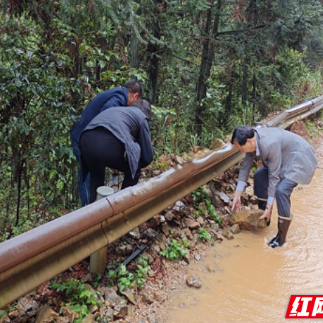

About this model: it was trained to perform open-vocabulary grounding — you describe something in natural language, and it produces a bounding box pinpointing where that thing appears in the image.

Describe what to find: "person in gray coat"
[80,99,153,203]
[231,125,317,248]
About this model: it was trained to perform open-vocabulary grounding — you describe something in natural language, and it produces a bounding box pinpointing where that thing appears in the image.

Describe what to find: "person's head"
[231,125,256,153]
[132,99,152,122]
[124,79,144,106]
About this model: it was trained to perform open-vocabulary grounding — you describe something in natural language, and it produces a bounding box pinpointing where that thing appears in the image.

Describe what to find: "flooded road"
[165,169,323,323]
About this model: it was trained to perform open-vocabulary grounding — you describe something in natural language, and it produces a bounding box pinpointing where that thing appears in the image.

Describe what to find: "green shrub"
[198,227,211,242]
[160,239,188,261]
[51,278,102,323]
[107,255,150,291]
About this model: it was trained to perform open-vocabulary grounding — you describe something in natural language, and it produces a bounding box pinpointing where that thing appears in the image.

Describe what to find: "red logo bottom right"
[286,295,323,319]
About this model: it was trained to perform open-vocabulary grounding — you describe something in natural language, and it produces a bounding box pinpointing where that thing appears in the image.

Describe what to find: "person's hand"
[259,204,272,223]
[231,191,242,211]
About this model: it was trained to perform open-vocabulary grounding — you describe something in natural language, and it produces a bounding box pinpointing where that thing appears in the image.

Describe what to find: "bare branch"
[217,24,266,36]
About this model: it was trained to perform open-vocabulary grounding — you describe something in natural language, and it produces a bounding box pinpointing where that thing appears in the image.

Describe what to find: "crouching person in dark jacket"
[80,99,153,203]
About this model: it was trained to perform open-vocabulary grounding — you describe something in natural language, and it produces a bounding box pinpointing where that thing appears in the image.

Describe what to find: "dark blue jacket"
[70,87,128,146]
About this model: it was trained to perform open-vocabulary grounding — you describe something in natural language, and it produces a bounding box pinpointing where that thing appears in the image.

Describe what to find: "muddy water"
[166,169,323,323]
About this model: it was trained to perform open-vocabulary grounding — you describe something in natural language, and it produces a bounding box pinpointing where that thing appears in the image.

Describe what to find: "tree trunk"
[130,28,139,69]
[246,0,258,122]
[146,0,164,104]
[252,72,257,123]
[147,39,160,104]
[242,59,248,109]
[195,0,223,140]
[223,84,232,127]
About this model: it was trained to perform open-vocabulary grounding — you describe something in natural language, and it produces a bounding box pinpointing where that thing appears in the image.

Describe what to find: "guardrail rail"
[1,95,323,308]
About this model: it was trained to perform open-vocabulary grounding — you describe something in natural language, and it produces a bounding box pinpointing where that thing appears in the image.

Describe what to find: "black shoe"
[268,234,279,248]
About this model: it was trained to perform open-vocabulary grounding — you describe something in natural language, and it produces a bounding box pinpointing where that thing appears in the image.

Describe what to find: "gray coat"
[82,106,153,179]
[238,127,317,198]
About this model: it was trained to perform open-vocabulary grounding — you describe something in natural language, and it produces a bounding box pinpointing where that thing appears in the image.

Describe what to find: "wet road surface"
[165,169,323,323]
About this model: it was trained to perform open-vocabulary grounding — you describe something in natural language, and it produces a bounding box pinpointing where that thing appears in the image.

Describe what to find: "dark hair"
[132,99,152,121]
[124,79,144,97]
[231,125,255,145]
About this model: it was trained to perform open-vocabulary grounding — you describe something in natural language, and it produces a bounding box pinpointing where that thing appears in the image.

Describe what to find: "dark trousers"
[254,167,298,217]
[70,119,90,206]
[80,127,141,203]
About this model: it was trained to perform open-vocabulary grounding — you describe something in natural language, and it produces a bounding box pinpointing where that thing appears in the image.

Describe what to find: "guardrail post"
[89,186,114,274]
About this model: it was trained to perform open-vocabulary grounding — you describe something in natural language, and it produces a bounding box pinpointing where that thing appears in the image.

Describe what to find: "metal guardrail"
[266,96,323,128]
[1,95,323,308]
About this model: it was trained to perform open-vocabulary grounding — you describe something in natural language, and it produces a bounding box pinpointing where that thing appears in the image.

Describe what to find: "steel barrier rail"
[0,145,244,308]
[0,95,323,308]
[266,96,323,128]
